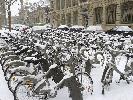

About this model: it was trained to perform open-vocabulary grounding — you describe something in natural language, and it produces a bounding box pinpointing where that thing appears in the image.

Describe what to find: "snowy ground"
[85,62,133,100]
[0,66,14,100]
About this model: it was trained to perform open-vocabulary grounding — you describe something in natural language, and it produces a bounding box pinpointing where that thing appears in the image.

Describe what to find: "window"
[56,0,60,10]
[61,0,65,9]
[121,1,133,24]
[106,4,117,24]
[94,7,103,24]
[66,0,71,8]
[72,0,78,6]
[73,11,78,25]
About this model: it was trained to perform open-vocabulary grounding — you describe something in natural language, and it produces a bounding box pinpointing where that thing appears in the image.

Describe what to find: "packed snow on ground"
[0,66,14,100]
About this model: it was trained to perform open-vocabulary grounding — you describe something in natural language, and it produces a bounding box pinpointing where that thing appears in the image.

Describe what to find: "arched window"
[94,7,103,24]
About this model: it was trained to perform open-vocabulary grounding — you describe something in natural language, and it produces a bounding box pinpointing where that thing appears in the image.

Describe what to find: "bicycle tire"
[14,81,40,100]
[76,72,93,94]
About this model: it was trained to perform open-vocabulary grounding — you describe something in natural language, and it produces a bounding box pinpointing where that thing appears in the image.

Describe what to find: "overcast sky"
[11,0,49,16]
[11,1,21,16]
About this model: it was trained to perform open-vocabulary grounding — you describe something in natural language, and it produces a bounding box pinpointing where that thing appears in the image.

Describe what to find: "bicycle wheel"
[8,73,21,93]
[14,81,40,100]
[76,72,93,95]
[4,65,11,81]
[101,66,113,95]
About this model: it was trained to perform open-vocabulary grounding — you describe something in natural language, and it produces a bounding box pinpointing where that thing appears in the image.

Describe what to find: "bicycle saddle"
[24,57,39,64]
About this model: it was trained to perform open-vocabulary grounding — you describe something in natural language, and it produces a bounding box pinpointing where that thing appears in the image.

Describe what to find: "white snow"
[0,38,8,48]
[35,43,46,49]
[24,57,37,61]
[58,25,69,29]
[32,24,51,31]
[113,26,133,32]
[70,25,85,29]
[5,60,24,65]
[86,25,103,32]
[0,65,14,100]
[10,65,35,74]
[49,64,58,69]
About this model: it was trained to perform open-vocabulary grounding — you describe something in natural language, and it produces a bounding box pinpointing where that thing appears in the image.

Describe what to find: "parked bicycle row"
[0,28,133,100]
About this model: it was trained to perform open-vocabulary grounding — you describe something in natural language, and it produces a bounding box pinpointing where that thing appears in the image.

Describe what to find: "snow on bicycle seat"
[91,45,98,49]
[24,57,38,62]
[12,47,17,50]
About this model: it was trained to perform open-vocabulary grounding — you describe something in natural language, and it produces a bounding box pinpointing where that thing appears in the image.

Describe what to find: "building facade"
[49,0,133,30]
[27,6,50,26]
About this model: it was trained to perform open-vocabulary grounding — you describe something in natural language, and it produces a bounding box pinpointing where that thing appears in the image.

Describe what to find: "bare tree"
[5,0,18,31]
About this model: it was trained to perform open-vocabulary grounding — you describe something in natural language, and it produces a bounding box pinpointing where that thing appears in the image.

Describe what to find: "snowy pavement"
[0,66,14,100]
[85,68,133,100]
[84,57,133,100]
